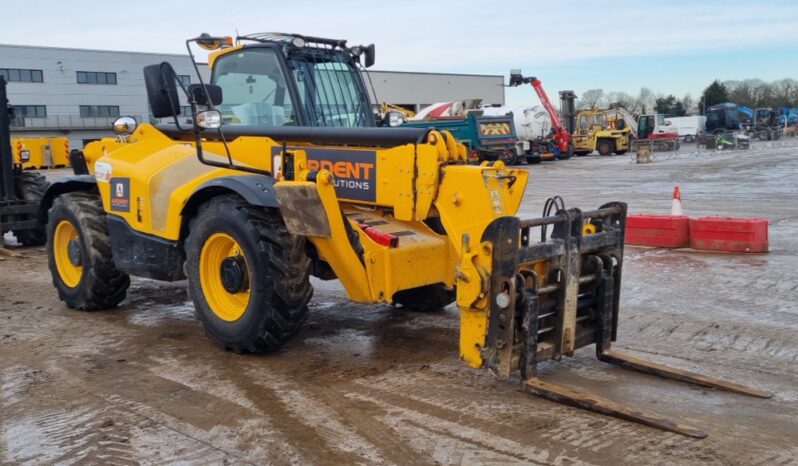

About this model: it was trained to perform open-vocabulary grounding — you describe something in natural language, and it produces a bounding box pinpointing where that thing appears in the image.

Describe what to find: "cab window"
[212,48,297,126]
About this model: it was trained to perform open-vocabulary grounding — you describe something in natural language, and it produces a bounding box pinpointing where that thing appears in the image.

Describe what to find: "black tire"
[526,154,542,164]
[393,283,455,311]
[46,191,130,310]
[597,139,613,156]
[556,142,574,160]
[185,195,312,353]
[13,171,49,246]
[505,148,520,166]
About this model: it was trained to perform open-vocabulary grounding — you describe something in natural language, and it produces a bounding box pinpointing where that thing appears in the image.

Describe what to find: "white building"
[1,43,504,148]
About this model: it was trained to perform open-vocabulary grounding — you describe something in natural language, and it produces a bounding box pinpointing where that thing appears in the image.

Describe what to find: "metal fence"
[629,126,798,163]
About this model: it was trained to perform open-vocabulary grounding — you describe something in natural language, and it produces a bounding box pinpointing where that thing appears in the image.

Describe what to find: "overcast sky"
[3,0,797,106]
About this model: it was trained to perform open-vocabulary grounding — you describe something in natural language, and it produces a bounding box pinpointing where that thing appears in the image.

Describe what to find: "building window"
[77,71,117,85]
[11,105,47,118]
[178,75,191,86]
[0,68,44,83]
[79,105,120,117]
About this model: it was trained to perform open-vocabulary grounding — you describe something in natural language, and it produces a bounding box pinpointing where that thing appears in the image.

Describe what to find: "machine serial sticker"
[95,162,113,183]
[271,147,377,202]
[490,190,503,214]
[110,177,131,212]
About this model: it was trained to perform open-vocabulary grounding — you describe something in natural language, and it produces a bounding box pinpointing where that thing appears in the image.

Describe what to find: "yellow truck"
[572,109,631,156]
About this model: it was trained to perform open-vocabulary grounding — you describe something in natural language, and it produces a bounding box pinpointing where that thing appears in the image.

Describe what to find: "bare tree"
[606,91,636,113]
[579,89,604,109]
[682,94,696,115]
[636,87,655,114]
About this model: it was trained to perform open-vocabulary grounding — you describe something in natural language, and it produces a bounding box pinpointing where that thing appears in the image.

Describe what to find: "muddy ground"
[1,141,797,465]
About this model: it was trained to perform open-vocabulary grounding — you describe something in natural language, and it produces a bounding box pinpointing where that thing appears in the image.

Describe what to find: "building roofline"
[368,69,504,79]
[0,42,192,58]
[0,43,503,79]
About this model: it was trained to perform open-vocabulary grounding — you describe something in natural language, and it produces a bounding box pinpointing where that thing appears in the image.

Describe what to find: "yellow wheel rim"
[199,232,251,322]
[53,220,83,288]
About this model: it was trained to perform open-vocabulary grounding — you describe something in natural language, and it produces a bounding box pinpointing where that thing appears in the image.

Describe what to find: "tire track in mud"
[348,370,695,461]
[619,312,798,379]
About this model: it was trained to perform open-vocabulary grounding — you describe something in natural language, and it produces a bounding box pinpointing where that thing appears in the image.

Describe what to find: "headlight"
[291,37,306,48]
[195,110,222,129]
[19,150,31,162]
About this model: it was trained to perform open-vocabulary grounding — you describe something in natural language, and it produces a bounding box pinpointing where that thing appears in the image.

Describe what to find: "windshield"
[288,50,373,128]
[212,48,297,126]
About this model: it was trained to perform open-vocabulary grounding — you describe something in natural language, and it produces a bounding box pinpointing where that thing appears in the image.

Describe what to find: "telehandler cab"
[42,32,769,438]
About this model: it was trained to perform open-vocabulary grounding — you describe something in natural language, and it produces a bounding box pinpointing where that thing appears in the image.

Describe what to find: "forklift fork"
[482,203,771,438]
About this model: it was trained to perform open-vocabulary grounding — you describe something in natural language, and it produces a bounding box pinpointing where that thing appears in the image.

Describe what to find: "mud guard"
[40,174,97,222]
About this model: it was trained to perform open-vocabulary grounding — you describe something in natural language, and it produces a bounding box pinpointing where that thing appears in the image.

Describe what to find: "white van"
[665,116,706,142]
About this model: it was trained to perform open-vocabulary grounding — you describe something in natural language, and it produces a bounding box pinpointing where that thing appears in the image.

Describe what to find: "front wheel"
[185,195,313,353]
[46,192,130,310]
[597,140,613,156]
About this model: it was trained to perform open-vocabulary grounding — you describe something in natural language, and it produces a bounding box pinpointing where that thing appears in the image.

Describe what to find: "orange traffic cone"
[671,185,684,216]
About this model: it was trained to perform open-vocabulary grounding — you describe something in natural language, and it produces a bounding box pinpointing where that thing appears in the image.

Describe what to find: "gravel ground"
[1,140,797,465]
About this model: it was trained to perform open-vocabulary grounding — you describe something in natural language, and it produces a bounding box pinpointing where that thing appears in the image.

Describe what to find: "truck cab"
[705,103,740,134]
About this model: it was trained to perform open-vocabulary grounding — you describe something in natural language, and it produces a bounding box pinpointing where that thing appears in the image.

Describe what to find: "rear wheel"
[393,284,455,311]
[46,192,130,310]
[186,195,312,353]
[13,171,49,246]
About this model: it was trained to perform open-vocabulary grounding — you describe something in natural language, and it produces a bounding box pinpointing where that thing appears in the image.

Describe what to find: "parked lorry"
[481,104,552,163]
[701,103,751,149]
[401,110,519,164]
[664,116,706,143]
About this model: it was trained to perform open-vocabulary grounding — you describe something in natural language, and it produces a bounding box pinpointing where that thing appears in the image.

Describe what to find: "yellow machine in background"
[12,136,71,169]
[379,102,416,119]
[42,32,770,438]
[572,109,631,156]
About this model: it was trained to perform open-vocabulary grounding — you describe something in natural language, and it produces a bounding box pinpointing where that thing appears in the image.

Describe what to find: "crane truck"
[41,32,769,438]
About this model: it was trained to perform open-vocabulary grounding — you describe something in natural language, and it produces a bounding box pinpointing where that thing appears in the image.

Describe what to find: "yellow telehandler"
[41,32,769,438]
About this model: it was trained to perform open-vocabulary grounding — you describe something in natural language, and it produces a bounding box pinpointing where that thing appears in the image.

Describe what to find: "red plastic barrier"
[689,217,768,253]
[626,214,690,248]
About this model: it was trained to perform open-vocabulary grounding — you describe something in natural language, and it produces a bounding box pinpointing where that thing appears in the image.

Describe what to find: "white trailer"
[665,116,706,142]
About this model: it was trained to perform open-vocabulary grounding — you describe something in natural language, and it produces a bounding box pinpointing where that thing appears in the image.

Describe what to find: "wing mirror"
[188,84,223,106]
[364,44,375,68]
[143,62,181,118]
